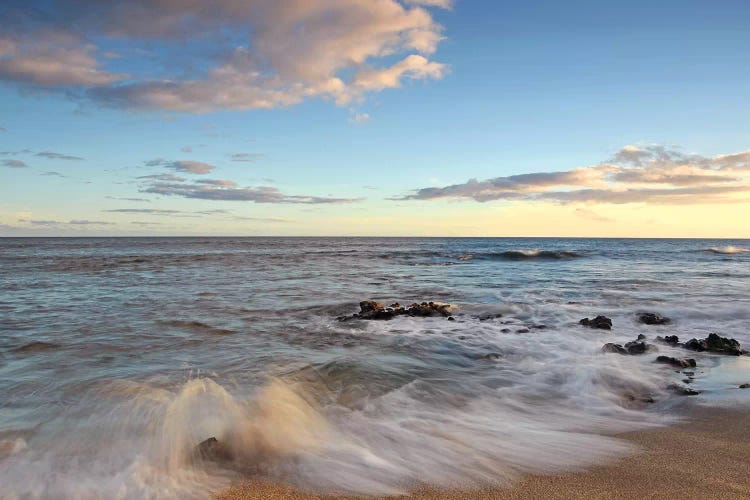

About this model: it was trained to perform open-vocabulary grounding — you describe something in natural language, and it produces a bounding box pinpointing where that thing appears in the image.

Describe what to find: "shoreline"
[217,403,750,499]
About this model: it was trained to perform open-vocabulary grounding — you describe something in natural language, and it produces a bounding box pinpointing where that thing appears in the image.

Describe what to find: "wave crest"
[705,246,750,255]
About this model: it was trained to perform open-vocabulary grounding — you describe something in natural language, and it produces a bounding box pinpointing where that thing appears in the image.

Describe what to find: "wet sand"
[217,404,750,499]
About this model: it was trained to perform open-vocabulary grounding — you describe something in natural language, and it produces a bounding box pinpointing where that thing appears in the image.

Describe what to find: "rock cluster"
[579,315,613,330]
[602,340,652,355]
[338,300,453,321]
[684,333,743,356]
[638,312,671,325]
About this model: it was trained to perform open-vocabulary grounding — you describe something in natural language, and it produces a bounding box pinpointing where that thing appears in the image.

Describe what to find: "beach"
[2,237,749,498]
[218,404,750,499]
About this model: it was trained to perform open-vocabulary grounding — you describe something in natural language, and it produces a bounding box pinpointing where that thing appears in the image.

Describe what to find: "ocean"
[1,237,749,498]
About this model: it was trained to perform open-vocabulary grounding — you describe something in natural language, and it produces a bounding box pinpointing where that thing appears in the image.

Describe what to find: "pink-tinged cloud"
[396,145,750,205]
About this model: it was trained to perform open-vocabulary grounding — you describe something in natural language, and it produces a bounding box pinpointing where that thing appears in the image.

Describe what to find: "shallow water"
[1,237,749,498]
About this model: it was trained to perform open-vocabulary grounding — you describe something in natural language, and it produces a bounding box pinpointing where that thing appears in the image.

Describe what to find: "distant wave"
[484,249,584,260]
[705,246,750,255]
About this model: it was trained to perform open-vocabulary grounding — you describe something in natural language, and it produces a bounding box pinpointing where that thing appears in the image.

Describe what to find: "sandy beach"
[218,404,750,500]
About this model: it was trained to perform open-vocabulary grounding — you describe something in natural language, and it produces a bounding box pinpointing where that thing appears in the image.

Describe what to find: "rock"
[339,300,452,321]
[637,334,646,340]
[669,384,701,396]
[194,437,233,462]
[602,343,628,355]
[739,384,750,389]
[602,340,653,355]
[579,315,613,330]
[624,340,651,355]
[656,335,679,345]
[500,328,511,333]
[478,313,503,321]
[479,353,502,360]
[448,316,455,321]
[656,356,697,368]
[638,313,671,325]
[684,333,742,356]
[516,328,530,333]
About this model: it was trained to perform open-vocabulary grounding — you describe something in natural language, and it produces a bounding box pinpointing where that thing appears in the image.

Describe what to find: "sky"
[1,0,750,237]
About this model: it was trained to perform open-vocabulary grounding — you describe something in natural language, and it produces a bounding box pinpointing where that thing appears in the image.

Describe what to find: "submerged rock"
[656,356,697,368]
[339,300,452,321]
[684,333,743,356]
[656,335,680,345]
[602,340,654,355]
[194,437,233,463]
[602,343,628,355]
[579,315,613,330]
[668,384,701,396]
[740,384,750,389]
[638,313,671,325]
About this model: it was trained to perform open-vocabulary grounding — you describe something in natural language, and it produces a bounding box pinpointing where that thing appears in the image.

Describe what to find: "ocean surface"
[1,237,749,498]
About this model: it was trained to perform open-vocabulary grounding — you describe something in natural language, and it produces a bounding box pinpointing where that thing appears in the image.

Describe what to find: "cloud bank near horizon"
[0,0,450,113]
[396,145,750,205]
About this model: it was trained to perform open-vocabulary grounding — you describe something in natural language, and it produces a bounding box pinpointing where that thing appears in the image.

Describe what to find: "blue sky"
[2,0,750,236]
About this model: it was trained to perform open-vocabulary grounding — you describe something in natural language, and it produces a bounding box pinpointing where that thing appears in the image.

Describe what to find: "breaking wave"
[705,246,750,255]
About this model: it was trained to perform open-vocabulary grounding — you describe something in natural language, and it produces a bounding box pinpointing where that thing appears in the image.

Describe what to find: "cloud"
[2,159,28,168]
[139,176,363,204]
[136,173,186,182]
[41,171,66,177]
[106,196,151,202]
[36,151,84,161]
[146,159,215,174]
[349,110,371,124]
[131,221,163,226]
[575,208,612,222]
[0,30,125,86]
[234,216,291,223]
[396,145,750,206]
[181,146,192,153]
[0,126,6,132]
[230,153,263,162]
[104,208,183,214]
[68,220,115,225]
[1,1,449,112]
[17,218,113,226]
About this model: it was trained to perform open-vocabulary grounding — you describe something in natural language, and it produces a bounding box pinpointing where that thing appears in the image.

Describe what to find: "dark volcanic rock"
[339,300,452,321]
[684,333,742,356]
[624,340,651,355]
[656,335,680,345]
[602,340,653,355]
[194,437,233,462]
[638,313,671,325]
[668,384,701,396]
[579,315,613,330]
[478,313,503,321]
[740,384,750,389]
[656,356,697,368]
[637,334,646,340]
[602,343,628,355]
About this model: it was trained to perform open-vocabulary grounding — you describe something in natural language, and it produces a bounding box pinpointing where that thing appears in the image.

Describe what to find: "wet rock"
[516,328,530,334]
[338,300,452,321]
[602,343,628,355]
[684,333,742,356]
[478,313,503,321]
[479,353,502,360]
[638,313,671,325]
[500,328,511,333]
[194,437,233,462]
[603,340,653,355]
[637,334,646,340]
[740,384,750,389]
[579,315,612,330]
[668,384,701,396]
[624,340,651,355]
[448,316,455,321]
[656,335,680,345]
[656,356,697,368]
